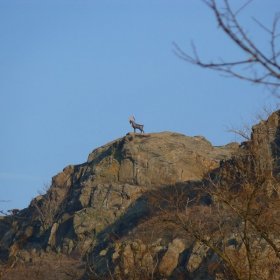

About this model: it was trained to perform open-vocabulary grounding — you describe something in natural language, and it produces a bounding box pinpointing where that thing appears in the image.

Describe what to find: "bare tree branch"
[173,0,280,93]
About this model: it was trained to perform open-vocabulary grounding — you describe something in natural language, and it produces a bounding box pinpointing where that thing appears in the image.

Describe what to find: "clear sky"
[0,0,279,214]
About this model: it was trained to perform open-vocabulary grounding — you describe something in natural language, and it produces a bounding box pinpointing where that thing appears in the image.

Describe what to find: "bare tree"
[151,112,280,279]
[173,0,280,94]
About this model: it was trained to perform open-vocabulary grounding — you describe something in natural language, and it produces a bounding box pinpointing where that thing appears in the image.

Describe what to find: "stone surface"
[0,131,240,278]
[187,241,210,273]
[24,132,238,252]
[2,110,280,279]
[158,238,185,276]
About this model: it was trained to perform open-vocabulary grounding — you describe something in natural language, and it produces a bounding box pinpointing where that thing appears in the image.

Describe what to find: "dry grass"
[0,252,86,280]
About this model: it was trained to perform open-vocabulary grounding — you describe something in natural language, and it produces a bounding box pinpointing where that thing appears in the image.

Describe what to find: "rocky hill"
[1,111,280,279]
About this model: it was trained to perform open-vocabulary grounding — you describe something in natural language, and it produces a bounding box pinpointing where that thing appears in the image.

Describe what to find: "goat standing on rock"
[129,116,145,133]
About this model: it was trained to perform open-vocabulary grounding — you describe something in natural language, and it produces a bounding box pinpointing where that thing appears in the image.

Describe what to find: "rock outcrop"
[1,111,280,279]
[0,131,239,275]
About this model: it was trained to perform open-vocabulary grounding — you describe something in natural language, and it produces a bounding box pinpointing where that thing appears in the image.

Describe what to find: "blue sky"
[0,0,279,213]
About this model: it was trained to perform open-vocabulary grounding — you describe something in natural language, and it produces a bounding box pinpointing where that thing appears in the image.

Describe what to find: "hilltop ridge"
[1,111,280,279]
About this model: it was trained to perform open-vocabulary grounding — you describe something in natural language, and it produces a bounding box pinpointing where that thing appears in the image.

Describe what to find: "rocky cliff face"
[1,112,280,279]
[0,131,238,275]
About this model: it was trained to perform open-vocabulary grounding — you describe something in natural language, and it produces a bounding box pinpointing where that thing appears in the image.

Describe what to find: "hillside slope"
[1,111,280,279]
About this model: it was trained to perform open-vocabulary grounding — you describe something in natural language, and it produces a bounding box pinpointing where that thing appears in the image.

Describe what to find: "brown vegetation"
[150,113,280,279]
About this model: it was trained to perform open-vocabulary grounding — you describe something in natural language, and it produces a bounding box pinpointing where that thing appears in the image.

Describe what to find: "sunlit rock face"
[10,119,280,278]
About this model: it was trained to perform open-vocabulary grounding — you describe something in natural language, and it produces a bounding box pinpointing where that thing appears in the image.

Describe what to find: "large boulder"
[0,131,240,277]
